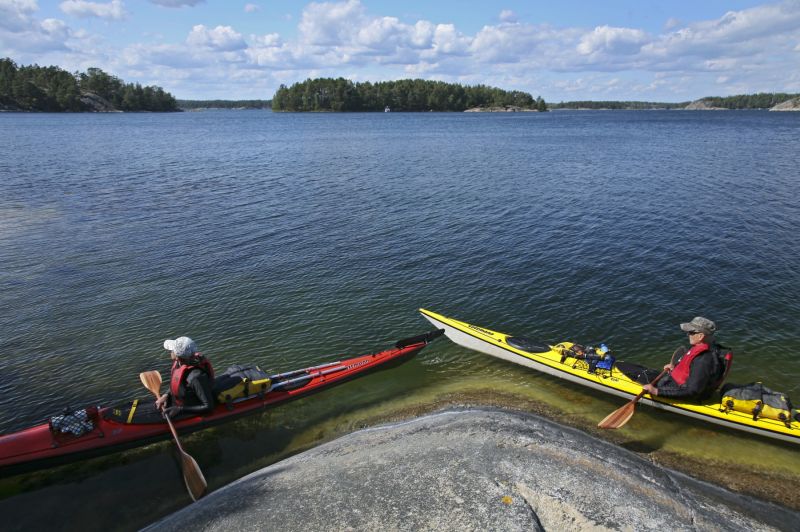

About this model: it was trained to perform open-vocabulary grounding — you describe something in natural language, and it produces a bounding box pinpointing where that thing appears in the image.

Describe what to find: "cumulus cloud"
[643,1,800,59]
[577,25,649,56]
[430,24,470,55]
[0,0,39,32]
[5,0,800,101]
[186,24,247,51]
[59,0,126,20]
[299,0,364,46]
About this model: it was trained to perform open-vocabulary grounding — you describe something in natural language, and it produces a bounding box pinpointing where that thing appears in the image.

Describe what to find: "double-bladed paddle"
[139,370,207,501]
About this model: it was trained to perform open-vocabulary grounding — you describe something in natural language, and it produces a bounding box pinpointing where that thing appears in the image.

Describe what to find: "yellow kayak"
[420,308,800,445]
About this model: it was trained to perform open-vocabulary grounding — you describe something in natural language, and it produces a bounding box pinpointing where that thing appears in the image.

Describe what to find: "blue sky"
[2,0,799,101]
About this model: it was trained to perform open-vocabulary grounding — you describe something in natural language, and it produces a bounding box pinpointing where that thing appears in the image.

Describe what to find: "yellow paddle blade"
[139,371,162,398]
[180,451,207,501]
[597,401,636,429]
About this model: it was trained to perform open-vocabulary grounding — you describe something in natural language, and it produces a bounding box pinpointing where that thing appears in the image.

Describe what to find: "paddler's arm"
[645,355,716,399]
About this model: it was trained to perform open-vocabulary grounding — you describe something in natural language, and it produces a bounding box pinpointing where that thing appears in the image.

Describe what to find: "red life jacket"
[170,355,214,406]
[670,342,709,386]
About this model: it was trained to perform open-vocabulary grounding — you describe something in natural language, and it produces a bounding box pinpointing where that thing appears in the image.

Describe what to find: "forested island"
[0,58,178,112]
[271,78,547,112]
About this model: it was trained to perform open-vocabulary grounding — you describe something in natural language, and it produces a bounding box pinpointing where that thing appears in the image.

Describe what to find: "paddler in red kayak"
[155,336,216,418]
[642,317,728,400]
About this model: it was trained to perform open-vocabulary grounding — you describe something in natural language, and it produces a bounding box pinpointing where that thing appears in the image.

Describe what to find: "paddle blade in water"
[597,401,636,429]
[139,371,163,397]
[139,369,207,500]
[181,451,207,501]
[598,369,666,430]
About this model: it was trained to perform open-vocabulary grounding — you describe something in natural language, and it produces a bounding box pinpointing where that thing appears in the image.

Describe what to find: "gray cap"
[680,317,716,336]
[163,336,198,359]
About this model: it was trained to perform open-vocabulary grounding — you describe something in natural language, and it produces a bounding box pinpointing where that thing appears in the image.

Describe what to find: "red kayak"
[0,330,442,476]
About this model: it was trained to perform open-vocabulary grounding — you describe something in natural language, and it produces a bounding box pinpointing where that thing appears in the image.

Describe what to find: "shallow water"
[1,110,799,529]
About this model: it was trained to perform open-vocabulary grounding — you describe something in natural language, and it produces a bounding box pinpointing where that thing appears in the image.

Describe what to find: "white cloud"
[252,33,281,47]
[643,1,800,59]
[356,16,404,48]
[430,23,470,55]
[470,22,565,64]
[59,0,126,20]
[499,10,516,23]
[5,0,800,101]
[298,0,364,46]
[122,43,202,68]
[0,0,39,32]
[244,3,259,13]
[577,25,649,56]
[186,24,247,51]
[40,17,69,38]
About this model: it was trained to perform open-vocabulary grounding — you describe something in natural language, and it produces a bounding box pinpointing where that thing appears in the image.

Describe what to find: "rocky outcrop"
[684,99,727,110]
[770,97,800,111]
[79,92,121,112]
[146,409,798,531]
[464,106,538,112]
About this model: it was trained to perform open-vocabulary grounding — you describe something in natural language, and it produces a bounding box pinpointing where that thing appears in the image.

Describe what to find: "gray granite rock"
[146,409,799,531]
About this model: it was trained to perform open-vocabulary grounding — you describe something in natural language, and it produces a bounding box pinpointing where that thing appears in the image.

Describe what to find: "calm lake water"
[1,110,799,529]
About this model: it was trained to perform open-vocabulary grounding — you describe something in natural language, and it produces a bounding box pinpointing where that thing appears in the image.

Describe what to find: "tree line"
[695,93,800,109]
[0,58,179,112]
[551,100,688,110]
[551,93,800,110]
[271,78,547,112]
[177,99,271,110]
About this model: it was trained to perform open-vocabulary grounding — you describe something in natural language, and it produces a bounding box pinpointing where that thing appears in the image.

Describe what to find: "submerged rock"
[147,409,798,531]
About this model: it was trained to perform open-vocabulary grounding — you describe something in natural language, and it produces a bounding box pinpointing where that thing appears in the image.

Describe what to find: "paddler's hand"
[662,363,674,371]
[164,406,183,419]
[642,384,658,396]
[155,393,168,410]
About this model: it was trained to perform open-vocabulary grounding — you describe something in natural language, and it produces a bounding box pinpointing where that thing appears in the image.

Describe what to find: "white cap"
[163,336,198,359]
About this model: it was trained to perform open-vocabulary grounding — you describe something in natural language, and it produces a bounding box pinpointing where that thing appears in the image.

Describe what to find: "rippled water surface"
[1,110,799,529]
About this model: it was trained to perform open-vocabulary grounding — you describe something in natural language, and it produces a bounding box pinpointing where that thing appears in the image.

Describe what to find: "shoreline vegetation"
[270,77,548,112]
[551,93,800,111]
[177,99,271,111]
[0,58,178,112]
[2,59,799,112]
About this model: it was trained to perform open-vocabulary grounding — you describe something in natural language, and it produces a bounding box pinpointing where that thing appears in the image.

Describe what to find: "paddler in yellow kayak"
[642,317,730,400]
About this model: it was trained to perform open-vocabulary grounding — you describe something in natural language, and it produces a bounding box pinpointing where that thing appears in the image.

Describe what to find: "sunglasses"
[687,330,703,336]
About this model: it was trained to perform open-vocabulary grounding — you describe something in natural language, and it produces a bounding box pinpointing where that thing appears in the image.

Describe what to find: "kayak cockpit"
[506,337,551,353]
